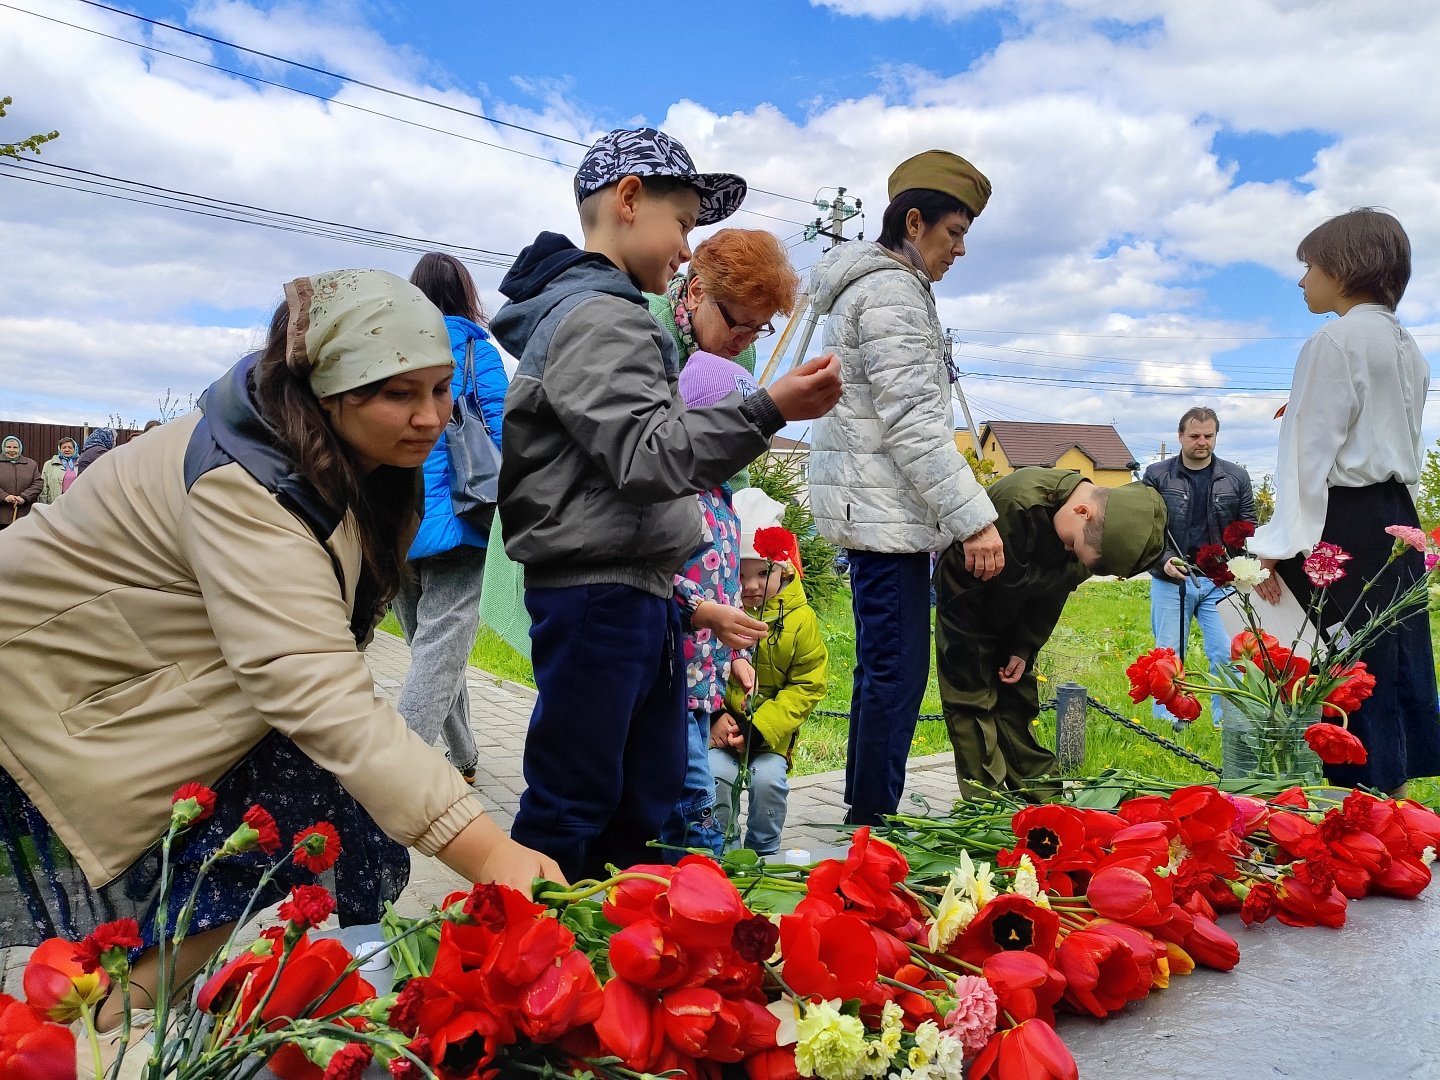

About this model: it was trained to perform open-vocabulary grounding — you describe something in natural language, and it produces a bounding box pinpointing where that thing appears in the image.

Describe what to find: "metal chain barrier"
[814,695,1223,777]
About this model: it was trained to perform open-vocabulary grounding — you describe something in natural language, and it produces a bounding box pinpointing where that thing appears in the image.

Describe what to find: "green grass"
[378,580,1440,805]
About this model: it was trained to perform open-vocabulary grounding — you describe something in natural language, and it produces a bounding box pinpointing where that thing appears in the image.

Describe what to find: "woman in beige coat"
[0,269,559,1026]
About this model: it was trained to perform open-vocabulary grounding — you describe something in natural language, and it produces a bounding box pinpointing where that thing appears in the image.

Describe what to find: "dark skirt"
[1275,481,1440,790]
[0,731,410,948]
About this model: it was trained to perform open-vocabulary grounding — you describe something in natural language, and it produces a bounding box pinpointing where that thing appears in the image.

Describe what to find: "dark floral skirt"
[0,731,410,948]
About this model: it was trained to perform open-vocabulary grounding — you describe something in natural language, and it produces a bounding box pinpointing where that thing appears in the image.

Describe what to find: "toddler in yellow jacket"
[709,490,828,856]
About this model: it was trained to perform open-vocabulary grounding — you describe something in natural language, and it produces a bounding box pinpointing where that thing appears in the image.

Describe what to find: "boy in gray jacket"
[490,127,840,881]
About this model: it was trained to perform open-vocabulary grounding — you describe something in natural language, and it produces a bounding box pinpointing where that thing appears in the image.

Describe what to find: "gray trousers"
[392,546,484,774]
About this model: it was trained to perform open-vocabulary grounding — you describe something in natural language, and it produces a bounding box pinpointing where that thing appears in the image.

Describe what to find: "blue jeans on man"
[1149,574,1232,726]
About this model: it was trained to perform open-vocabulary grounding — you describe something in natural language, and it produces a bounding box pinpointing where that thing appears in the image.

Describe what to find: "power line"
[0,160,515,266]
[5,1,818,226]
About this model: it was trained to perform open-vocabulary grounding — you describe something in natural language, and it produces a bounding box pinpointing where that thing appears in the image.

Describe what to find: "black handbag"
[446,339,503,536]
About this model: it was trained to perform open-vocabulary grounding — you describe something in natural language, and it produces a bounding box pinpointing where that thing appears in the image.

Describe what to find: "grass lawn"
[379,579,1440,805]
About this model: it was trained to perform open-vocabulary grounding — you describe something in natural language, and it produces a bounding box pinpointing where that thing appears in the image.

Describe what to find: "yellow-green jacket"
[724,574,828,762]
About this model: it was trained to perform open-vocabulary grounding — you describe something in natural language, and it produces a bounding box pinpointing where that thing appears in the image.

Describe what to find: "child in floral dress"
[661,352,767,856]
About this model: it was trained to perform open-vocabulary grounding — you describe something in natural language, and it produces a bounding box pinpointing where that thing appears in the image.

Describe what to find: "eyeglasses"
[712,298,775,339]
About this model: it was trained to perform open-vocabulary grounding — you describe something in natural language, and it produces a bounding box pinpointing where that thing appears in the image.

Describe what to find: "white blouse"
[1250,304,1429,561]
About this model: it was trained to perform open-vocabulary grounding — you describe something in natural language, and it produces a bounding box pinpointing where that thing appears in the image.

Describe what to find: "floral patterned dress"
[673,485,745,713]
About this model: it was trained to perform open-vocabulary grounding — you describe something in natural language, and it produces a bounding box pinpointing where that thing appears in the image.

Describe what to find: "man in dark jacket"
[1143,407,1256,728]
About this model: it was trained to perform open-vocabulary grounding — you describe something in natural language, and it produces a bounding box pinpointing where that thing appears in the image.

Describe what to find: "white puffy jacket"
[807,242,996,553]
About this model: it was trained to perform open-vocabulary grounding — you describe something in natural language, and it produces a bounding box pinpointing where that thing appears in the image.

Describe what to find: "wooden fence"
[0,421,145,458]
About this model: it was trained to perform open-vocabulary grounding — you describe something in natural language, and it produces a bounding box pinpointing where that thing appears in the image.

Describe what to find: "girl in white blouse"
[1252,208,1440,795]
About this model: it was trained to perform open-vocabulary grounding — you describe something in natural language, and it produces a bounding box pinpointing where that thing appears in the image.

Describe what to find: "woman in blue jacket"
[396,253,509,783]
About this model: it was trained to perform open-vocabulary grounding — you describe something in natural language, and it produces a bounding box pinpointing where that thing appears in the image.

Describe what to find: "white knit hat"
[733,487,786,561]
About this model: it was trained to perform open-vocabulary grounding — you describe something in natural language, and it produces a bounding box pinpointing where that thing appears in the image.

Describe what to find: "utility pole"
[758,186,863,386]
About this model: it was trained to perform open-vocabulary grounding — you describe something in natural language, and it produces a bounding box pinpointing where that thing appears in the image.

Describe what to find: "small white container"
[356,941,392,972]
[783,848,812,865]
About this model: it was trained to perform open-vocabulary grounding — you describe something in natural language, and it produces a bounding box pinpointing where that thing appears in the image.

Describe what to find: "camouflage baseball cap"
[573,127,747,226]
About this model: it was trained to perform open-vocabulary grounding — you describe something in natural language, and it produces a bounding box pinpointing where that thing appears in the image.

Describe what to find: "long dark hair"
[410,252,485,324]
[877,188,969,251]
[251,301,420,634]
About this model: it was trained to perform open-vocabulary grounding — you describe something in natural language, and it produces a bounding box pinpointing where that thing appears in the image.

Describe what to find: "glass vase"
[1220,698,1324,786]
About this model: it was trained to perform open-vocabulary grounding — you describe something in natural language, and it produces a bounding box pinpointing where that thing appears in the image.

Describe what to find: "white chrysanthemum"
[795,999,868,1080]
[1011,854,1051,909]
[933,1032,968,1078]
[914,1021,942,1061]
[926,874,977,950]
[1227,556,1271,594]
[880,1001,905,1034]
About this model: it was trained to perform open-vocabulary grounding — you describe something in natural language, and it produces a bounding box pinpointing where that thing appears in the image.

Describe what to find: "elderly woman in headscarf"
[0,435,43,528]
[0,269,561,1041]
[75,426,116,476]
[40,436,81,504]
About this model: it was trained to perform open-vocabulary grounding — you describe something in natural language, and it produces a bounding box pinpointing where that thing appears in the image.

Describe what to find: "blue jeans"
[710,749,789,857]
[1149,575,1232,725]
[659,710,724,858]
[844,549,934,823]
[511,584,685,882]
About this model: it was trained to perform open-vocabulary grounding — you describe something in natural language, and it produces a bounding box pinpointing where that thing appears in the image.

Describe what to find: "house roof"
[770,435,811,452]
[981,421,1137,470]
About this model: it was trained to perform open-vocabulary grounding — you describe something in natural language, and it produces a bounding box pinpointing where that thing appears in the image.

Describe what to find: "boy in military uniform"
[935,468,1166,799]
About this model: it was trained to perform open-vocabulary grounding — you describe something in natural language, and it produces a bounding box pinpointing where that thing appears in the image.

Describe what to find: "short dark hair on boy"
[1177,406,1218,435]
[878,188,970,251]
[1296,207,1411,311]
[1082,485,1111,556]
[578,174,700,230]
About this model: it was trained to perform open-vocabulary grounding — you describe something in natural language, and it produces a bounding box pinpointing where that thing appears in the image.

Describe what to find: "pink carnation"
[1426,553,1439,572]
[1385,525,1429,553]
[1303,541,1351,588]
[944,974,999,1057]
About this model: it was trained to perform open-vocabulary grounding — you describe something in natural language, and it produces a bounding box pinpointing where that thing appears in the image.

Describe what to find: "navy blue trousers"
[844,550,934,823]
[512,583,685,881]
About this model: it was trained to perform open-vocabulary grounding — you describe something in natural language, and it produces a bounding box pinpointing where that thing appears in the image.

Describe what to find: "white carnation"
[1227,556,1270,594]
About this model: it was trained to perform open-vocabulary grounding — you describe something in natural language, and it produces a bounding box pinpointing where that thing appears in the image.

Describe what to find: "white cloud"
[1,0,1437,480]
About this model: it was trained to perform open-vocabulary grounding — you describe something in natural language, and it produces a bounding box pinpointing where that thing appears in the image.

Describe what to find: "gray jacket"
[807,242,995,553]
[491,232,784,597]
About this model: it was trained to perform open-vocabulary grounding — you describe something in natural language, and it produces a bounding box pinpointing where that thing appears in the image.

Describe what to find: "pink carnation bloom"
[1303,541,1352,588]
[1427,553,1439,572]
[945,974,999,1057]
[1384,525,1429,553]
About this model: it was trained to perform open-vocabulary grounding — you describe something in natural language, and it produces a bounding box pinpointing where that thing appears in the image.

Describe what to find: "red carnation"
[1222,520,1255,550]
[732,914,781,963]
[1323,662,1376,719]
[242,805,281,854]
[1239,881,1277,926]
[389,1037,433,1078]
[752,526,795,563]
[278,884,337,931]
[1194,544,1234,586]
[170,782,217,826]
[293,821,342,873]
[323,1042,374,1080]
[73,918,144,975]
[1304,723,1368,766]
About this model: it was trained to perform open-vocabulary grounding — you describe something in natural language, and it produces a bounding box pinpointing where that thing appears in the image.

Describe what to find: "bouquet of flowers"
[1126,521,1438,783]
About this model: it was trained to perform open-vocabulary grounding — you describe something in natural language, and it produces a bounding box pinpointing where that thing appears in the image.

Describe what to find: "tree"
[963,447,999,487]
[1415,438,1440,531]
[0,96,59,160]
[1254,474,1276,526]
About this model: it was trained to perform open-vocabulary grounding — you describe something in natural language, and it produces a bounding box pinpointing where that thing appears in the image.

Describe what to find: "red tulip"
[1168,785,1238,846]
[1231,629,1281,663]
[518,947,603,1042]
[1370,854,1432,899]
[982,951,1066,1026]
[1086,862,1172,926]
[778,910,878,1001]
[1055,929,1145,1017]
[951,894,1060,967]
[22,938,108,1023]
[1083,920,1167,992]
[658,858,746,948]
[970,1018,1078,1080]
[0,992,76,1079]
[1304,722,1368,765]
[602,864,678,927]
[745,1045,802,1080]
[594,977,664,1071]
[609,918,689,990]
[1011,805,1092,870]
[1177,913,1240,971]
[1275,872,1348,929]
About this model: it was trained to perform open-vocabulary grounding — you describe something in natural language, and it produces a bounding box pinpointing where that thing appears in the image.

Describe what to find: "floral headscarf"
[664,269,701,360]
[82,428,115,452]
